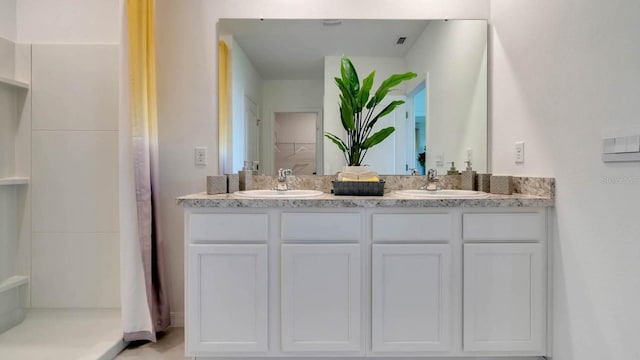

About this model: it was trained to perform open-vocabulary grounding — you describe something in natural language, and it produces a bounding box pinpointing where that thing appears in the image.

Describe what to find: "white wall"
[406,20,487,174]
[0,0,16,41]
[155,0,489,318]
[16,0,119,43]
[262,79,324,175]
[227,38,263,173]
[491,1,640,359]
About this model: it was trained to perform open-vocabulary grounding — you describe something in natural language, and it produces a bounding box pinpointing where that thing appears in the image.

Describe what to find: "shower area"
[0,35,125,359]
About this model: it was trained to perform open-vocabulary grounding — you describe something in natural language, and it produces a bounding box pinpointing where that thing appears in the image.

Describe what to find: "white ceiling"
[218,19,431,80]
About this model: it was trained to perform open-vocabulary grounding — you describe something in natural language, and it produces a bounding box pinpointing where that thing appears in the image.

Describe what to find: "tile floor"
[115,326,188,359]
[0,309,124,360]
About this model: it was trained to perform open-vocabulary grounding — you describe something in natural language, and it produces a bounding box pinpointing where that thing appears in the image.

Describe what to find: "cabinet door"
[372,244,451,353]
[187,244,268,354]
[463,243,545,353]
[281,244,361,352]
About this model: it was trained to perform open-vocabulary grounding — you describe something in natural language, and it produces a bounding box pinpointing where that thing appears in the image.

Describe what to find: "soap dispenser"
[446,162,459,175]
[461,161,477,190]
[238,160,253,190]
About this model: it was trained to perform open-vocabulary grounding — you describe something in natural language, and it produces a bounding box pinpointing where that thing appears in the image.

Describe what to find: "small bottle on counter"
[238,161,253,190]
[461,161,477,190]
[446,161,459,175]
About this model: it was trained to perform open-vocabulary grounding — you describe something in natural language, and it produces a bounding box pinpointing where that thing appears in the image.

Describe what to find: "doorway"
[244,96,259,166]
[408,81,427,175]
[274,112,318,175]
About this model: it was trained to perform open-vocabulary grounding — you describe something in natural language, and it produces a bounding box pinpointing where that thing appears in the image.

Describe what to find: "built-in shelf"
[0,177,29,186]
[0,76,30,89]
[0,276,29,294]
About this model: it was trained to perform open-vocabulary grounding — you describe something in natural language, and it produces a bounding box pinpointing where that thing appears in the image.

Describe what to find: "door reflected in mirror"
[274,112,319,175]
[218,19,487,175]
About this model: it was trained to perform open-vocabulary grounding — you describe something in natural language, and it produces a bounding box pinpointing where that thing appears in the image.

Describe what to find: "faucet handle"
[427,168,438,180]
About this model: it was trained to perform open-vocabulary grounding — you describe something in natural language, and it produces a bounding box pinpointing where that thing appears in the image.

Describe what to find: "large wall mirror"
[218,19,487,175]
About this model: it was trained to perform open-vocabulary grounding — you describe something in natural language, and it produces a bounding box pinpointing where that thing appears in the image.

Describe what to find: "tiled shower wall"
[30,44,119,308]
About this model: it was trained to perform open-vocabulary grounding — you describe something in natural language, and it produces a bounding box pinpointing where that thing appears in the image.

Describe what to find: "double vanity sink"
[233,189,490,199]
[178,182,553,360]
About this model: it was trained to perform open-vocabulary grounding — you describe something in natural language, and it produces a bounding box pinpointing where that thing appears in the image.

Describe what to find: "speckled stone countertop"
[177,175,554,208]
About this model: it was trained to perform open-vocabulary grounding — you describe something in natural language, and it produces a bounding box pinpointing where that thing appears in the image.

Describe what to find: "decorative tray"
[332,180,385,196]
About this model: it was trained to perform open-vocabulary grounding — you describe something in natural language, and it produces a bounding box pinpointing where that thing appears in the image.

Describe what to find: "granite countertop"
[178,175,555,208]
[177,191,554,208]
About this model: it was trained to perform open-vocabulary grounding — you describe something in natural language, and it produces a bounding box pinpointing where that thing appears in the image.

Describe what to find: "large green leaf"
[340,56,359,96]
[340,101,355,131]
[324,132,348,153]
[335,77,355,109]
[356,71,375,112]
[362,127,395,149]
[368,71,417,109]
[366,100,405,131]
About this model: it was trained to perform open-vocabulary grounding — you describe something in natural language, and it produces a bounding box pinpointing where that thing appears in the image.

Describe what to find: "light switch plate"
[515,141,525,164]
[614,136,628,153]
[603,138,616,154]
[603,134,640,162]
[626,135,640,152]
[195,146,207,166]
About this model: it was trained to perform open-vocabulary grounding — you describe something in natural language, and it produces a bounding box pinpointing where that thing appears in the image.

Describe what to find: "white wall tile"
[0,0,16,42]
[31,232,120,308]
[0,187,17,281]
[32,130,118,233]
[0,85,17,178]
[0,37,15,78]
[32,44,118,131]
[17,0,120,43]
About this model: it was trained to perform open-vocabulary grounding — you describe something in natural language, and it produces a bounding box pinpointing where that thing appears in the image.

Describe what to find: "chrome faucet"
[276,168,293,191]
[424,168,440,191]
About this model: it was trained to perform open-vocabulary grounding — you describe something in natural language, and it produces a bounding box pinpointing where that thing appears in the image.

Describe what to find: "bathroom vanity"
[178,190,553,360]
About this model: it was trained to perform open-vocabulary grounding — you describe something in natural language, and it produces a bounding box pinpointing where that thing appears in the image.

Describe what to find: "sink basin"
[393,189,490,199]
[233,189,324,199]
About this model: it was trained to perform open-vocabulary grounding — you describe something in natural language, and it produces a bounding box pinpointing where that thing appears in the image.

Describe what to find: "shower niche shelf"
[0,76,30,89]
[0,177,29,186]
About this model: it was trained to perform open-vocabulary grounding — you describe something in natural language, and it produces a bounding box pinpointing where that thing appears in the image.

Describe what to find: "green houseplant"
[325,56,417,167]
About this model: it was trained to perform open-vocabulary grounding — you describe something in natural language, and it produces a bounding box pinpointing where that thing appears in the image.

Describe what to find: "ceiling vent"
[396,36,407,45]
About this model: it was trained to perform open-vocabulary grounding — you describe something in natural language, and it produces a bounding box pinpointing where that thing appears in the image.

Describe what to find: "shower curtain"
[119,0,170,342]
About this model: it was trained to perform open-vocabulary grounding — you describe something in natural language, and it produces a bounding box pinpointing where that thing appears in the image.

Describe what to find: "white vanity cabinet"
[370,213,453,353]
[461,212,547,354]
[187,244,268,353]
[280,212,363,353]
[281,243,361,352]
[186,212,270,354]
[371,244,451,352]
[182,205,550,360]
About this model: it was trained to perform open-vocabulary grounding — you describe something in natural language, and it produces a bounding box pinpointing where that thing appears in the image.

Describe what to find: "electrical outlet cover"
[515,141,525,163]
